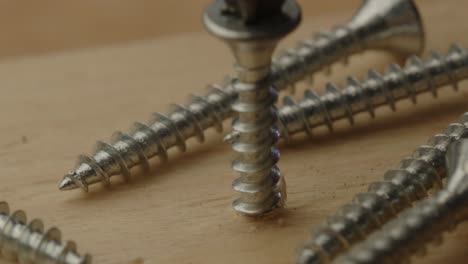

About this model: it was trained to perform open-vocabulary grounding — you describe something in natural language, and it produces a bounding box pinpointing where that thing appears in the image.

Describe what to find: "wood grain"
[0,0,467,263]
[0,0,360,60]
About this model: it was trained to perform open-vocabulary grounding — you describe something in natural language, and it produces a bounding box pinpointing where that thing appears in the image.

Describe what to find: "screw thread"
[0,202,91,264]
[59,20,378,191]
[61,42,467,192]
[280,44,468,140]
[334,190,464,264]
[295,112,468,264]
[229,64,283,215]
[272,24,363,93]
[206,0,301,215]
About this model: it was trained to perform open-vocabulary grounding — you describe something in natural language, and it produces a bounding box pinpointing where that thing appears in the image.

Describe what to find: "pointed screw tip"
[59,176,79,191]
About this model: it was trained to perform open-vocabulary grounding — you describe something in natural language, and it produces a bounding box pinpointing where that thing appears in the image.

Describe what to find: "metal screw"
[59,0,425,192]
[295,112,468,264]
[0,202,91,264]
[334,138,468,264]
[203,0,301,215]
[280,44,468,140]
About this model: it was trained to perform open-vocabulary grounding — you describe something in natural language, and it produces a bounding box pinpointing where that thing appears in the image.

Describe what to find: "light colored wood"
[0,0,467,263]
[0,0,359,60]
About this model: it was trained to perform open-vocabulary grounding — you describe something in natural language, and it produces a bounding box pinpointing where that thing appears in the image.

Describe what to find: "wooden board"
[0,0,467,263]
[0,0,360,59]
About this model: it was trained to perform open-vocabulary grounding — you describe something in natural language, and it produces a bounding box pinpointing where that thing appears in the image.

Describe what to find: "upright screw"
[59,0,425,192]
[203,0,301,215]
[296,112,468,264]
[334,138,468,264]
[0,202,91,264]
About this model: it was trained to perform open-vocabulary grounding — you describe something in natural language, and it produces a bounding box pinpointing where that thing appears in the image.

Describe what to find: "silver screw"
[203,0,301,215]
[334,138,468,264]
[295,112,468,264]
[59,0,425,192]
[0,202,91,264]
[280,44,468,140]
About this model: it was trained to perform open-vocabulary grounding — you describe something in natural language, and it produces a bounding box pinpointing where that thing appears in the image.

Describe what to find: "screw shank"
[446,139,468,193]
[0,202,91,264]
[335,139,468,264]
[334,190,462,264]
[296,113,468,264]
[204,0,300,215]
[280,45,468,138]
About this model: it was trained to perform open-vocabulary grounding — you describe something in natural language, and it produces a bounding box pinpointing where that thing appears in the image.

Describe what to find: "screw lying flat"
[295,112,468,264]
[0,202,91,264]
[203,0,301,215]
[59,0,425,192]
[280,44,468,140]
[62,43,467,196]
[334,138,468,264]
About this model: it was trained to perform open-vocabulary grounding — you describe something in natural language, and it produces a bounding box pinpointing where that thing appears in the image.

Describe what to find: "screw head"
[203,0,301,42]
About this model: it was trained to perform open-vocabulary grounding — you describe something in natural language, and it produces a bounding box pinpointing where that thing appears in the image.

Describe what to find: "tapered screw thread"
[60,18,383,191]
[230,67,283,215]
[0,202,91,264]
[280,44,468,140]
[61,84,237,191]
[205,0,301,215]
[295,112,468,264]
[334,190,463,264]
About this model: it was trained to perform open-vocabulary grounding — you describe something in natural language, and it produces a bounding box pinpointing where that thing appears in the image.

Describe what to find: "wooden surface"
[0,0,468,263]
[0,0,359,60]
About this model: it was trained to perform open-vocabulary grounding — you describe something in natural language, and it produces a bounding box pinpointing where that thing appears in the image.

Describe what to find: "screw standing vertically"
[59,0,425,192]
[203,0,301,215]
[296,112,468,264]
[0,202,91,264]
[334,138,468,264]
